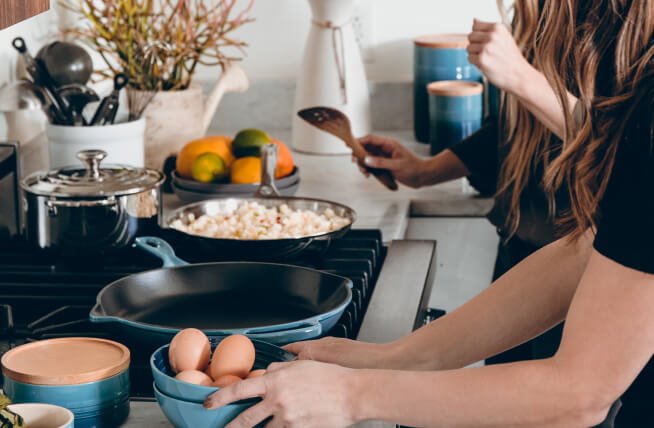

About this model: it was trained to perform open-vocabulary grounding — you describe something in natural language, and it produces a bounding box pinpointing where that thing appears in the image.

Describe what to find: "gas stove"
[0,229,398,399]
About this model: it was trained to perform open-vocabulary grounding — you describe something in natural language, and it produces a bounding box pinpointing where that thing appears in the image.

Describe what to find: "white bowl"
[6,403,74,428]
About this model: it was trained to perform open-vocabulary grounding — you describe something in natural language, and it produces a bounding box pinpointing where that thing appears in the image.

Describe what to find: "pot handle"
[254,144,280,198]
[134,236,189,267]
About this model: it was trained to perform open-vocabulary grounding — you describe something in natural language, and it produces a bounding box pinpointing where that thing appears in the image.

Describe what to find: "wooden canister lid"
[1,338,130,385]
[427,81,483,96]
[414,33,469,49]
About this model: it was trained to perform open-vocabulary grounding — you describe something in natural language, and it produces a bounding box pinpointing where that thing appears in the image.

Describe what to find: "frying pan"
[89,237,353,346]
[164,144,356,260]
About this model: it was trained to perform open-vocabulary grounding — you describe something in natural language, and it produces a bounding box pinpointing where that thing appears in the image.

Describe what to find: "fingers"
[283,341,316,359]
[467,31,491,44]
[358,135,398,153]
[472,18,500,32]
[225,402,274,428]
[363,156,400,171]
[267,361,294,373]
[204,378,266,409]
[467,53,481,67]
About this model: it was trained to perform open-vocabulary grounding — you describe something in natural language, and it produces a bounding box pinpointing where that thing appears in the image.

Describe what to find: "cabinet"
[0,1,50,31]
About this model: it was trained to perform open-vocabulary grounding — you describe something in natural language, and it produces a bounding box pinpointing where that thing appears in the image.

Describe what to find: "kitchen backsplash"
[207,79,413,132]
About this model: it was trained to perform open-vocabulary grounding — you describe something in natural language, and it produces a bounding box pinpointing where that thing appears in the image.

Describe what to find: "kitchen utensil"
[57,84,100,126]
[47,118,146,168]
[36,41,93,87]
[154,382,250,428]
[90,73,128,126]
[164,146,356,260]
[297,106,398,190]
[152,337,295,403]
[6,403,74,428]
[1,338,130,428]
[428,81,483,155]
[292,0,371,154]
[0,142,21,242]
[89,236,352,346]
[126,87,156,121]
[21,149,164,252]
[12,37,73,125]
[413,34,482,143]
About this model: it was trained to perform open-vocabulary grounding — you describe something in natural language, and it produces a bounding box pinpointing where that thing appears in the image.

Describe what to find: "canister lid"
[21,150,164,198]
[414,33,469,49]
[427,81,483,96]
[1,338,130,385]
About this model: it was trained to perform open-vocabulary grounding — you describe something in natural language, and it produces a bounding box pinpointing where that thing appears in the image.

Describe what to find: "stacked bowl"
[171,167,300,203]
[1,338,130,428]
[151,337,295,428]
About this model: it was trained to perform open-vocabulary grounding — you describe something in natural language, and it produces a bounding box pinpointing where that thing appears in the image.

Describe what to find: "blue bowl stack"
[151,337,295,428]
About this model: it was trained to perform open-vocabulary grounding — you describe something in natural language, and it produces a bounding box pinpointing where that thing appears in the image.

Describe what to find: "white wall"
[196,0,502,82]
[0,7,59,84]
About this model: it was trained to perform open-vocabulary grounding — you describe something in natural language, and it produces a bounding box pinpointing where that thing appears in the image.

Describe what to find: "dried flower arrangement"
[62,0,254,92]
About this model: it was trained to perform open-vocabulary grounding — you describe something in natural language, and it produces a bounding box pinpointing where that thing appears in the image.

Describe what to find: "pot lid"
[22,150,164,198]
[1,338,130,385]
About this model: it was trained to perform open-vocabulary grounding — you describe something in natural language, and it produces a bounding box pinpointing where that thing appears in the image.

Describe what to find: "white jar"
[47,118,146,168]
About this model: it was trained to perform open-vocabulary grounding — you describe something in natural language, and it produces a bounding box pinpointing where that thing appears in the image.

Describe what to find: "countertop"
[163,130,493,242]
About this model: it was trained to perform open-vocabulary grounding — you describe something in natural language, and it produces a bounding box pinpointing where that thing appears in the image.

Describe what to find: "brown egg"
[213,374,243,388]
[247,369,266,379]
[209,335,255,379]
[175,370,213,386]
[169,328,211,373]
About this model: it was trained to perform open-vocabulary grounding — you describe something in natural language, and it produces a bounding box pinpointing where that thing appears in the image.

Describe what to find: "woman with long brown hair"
[204,0,654,426]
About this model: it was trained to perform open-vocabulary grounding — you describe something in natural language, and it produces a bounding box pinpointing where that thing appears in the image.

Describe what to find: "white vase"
[292,0,372,154]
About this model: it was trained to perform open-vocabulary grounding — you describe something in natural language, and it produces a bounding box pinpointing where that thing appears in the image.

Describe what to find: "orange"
[176,136,234,179]
[230,157,262,184]
[270,138,294,178]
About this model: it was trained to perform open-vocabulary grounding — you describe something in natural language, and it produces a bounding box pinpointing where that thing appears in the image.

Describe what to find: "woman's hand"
[204,360,358,428]
[357,135,429,189]
[467,19,531,94]
[284,336,395,369]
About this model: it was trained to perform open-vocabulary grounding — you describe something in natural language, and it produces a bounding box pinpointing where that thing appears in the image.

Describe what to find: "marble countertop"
[164,130,493,241]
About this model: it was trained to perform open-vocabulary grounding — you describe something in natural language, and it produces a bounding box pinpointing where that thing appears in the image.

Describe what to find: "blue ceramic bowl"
[154,382,253,428]
[152,337,295,403]
[3,369,130,428]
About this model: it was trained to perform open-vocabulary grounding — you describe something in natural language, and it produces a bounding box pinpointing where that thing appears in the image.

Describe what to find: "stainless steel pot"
[21,150,164,251]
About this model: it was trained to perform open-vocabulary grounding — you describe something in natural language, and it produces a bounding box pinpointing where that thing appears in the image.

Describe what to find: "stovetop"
[0,229,385,399]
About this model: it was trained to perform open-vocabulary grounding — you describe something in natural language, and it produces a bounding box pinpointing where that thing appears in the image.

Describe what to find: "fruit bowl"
[171,167,300,203]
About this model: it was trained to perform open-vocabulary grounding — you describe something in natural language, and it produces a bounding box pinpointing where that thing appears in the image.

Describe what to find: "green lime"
[231,128,271,158]
[191,152,227,183]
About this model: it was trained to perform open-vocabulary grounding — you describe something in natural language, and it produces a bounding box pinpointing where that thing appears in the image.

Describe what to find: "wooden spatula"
[297,107,399,191]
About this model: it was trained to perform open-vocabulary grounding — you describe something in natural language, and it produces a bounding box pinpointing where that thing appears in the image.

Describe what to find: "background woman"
[206,1,653,426]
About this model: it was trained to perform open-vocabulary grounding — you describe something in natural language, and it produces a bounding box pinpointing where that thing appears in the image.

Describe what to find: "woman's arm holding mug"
[467,19,578,139]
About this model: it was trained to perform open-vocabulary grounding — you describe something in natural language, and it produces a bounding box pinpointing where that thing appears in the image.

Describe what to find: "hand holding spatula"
[297,107,398,191]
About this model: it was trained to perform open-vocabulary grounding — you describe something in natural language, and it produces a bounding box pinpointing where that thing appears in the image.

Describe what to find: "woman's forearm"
[352,359,599,428]
[512,62,578,139]
[386,232,593,371]
[418,149,470,187]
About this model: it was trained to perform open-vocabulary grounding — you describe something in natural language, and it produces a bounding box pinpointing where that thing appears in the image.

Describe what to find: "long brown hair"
[498,0,654,240]
[495,0,562,238]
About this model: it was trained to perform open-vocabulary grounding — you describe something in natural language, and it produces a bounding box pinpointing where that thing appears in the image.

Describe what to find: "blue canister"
[414,34,482,143]
[427,81,483,155]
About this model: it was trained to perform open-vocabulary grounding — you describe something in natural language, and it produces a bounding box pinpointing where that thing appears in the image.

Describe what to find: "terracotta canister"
[427,81,483,155]
[414,34,482,143]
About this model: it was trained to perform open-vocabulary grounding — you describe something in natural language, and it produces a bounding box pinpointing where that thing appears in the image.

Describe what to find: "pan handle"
[235,322,322,345]
[134,236,189,267]
[254,144,280,198]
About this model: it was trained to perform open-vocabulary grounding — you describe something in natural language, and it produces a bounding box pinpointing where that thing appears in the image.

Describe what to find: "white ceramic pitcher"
[292,0,372,155]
